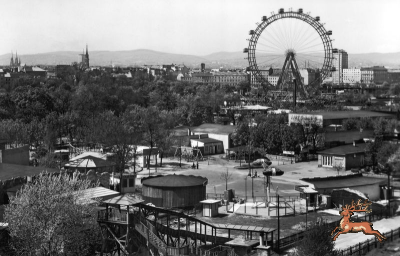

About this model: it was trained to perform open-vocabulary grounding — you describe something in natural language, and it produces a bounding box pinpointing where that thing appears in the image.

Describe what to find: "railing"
[204,245,239,256]
[275,211,392,250]
[340,227,400,256]
[97,208,128,223]
[206,193,300,202]
[135,222,167,254]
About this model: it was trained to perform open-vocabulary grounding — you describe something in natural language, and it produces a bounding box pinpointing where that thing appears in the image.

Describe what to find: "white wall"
[207,133,230,152]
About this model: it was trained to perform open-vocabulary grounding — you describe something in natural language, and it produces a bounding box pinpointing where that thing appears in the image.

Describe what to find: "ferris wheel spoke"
[257,58,285,67]
[296,34,323,52]
[258,36,286,52]
[291,19,309,49]
[294,26,315,48]
[273,20,290,50]
[267,30,289,52]
[297,41,326,52]
[297,53,326,58]
[256,54,285,58]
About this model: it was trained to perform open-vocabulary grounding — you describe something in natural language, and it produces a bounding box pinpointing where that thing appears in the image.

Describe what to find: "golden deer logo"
[331,199,386,242]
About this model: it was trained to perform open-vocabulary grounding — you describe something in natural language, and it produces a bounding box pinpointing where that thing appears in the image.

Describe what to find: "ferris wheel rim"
[247,10,334,89]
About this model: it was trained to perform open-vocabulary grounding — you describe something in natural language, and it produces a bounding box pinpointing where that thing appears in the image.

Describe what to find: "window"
[322,156,333,167]
[122,179,128,188]
[205,146,208,153]
[129,178,134,187]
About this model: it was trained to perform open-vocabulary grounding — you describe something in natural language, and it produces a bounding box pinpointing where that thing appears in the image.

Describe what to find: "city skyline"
[1,0,400,56]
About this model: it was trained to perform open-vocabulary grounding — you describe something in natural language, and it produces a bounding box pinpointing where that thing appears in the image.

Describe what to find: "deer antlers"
[343,199,372,213]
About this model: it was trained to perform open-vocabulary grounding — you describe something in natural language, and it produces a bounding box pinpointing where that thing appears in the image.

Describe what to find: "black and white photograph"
[0,0,400,255]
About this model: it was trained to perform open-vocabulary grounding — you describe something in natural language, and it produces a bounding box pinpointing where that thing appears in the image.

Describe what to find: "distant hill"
[0,49,399,69]
[348,52,400,68]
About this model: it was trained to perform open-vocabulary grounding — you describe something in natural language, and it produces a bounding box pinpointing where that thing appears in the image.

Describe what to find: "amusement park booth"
[190,138,224,155]
[200,199,221,217]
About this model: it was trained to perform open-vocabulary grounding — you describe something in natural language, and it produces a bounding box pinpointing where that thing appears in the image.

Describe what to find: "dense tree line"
[0,69,243,170]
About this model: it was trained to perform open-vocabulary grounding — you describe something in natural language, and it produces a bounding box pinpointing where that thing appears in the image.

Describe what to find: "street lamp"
[306,196,309,230]
[244,177,247,213]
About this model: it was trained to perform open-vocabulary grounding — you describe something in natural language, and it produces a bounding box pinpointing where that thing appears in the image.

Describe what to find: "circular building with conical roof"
[141,174,208,208]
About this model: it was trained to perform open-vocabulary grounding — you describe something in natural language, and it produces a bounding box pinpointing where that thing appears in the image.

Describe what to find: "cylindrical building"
[141,174,208,208]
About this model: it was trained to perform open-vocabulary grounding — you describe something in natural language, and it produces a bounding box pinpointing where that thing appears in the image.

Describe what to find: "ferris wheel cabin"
[279,8,285,14]
[298,9,303,14]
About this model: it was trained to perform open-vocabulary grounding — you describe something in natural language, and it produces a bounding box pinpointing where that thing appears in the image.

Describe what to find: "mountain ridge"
[1,49,399,68]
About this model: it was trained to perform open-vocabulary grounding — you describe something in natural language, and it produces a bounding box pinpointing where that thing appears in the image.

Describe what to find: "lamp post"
[252,172,255,202]
[277,193,280,253]
[245,177,247,213]
[306,196,309,230]
[179,139,182,168]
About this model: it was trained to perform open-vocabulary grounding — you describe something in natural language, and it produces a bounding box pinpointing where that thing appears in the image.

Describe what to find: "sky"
[1,0,400,56]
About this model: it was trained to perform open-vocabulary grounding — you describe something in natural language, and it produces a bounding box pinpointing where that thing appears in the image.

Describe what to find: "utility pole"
[306,196,309,230]
[277,194,280,253]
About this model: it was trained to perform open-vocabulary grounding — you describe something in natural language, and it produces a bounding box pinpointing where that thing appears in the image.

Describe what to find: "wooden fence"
[340,227,400,256]
[275,210,391,250]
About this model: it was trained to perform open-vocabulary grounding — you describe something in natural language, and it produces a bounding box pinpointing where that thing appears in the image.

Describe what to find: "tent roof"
[67,155,115,168]
[102,194,144,206]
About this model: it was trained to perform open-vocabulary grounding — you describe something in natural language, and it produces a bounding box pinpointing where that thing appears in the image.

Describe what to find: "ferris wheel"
[244,8,335,98]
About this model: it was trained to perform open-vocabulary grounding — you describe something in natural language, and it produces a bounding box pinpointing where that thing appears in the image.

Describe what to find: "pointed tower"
[10,52,14,67]
[15,51,19,66]
[85,44,89,68]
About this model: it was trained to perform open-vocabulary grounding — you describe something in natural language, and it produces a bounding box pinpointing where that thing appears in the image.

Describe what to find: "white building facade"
[343,68,361,84]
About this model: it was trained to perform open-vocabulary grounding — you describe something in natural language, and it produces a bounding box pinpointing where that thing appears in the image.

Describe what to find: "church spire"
[10,51,14,67]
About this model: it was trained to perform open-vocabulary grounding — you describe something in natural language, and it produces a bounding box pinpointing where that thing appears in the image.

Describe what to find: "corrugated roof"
[317,143,369,156]
[302,175,386,189]
[141,174,208,188]
[80,187,120,199]
[192,123,236,135]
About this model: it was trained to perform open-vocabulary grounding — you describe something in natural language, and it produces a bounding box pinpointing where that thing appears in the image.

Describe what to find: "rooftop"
[0,163,59,181]
[190,138,222,144]
[192,123,236,135]
[302,174,386,189]
[291,110,395,120]
[80,186,119,200]
[317,143,369,156]
[66,155,115,168]
[102,194,144,206]
[200,199,221,204]
[141,174,208,188]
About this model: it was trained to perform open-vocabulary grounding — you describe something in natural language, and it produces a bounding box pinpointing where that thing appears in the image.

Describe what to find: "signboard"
[335,157,344,160]
[283,150,295,155]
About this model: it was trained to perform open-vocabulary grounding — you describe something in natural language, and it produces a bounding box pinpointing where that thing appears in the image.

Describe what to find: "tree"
[135,106,170,172]
[11,85,54,123]
[4,172,101,255]
[231,122,251,146]
[90,110,142,188]
[342,118,358,131]
[291,221,339,256]
[389,83,400,96]
[220,168,233,191]
[333,162,343,175]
